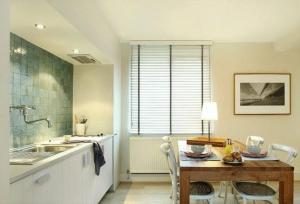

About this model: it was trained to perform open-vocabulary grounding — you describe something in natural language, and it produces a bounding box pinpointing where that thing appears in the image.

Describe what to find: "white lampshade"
[201,102,218,121]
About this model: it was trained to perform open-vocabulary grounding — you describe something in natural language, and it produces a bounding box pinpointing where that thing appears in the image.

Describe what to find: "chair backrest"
[268,144,298,164]
[160,143,178,193]
[162,136,178,165]
[246,135,264,146]
[162,136,173,150]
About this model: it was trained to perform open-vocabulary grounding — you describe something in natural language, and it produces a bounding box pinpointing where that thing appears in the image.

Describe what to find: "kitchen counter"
[10,135,113,184]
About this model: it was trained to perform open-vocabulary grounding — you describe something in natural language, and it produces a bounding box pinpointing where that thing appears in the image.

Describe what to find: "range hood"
[68,54,101,64]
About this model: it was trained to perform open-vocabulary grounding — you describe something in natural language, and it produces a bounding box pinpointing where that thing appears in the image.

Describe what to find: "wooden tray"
[187,136,226,147]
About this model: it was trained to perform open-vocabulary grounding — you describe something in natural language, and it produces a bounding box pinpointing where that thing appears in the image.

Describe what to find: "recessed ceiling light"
[73,49,80,54]
[35,24,46,30]
[14,47,26,55]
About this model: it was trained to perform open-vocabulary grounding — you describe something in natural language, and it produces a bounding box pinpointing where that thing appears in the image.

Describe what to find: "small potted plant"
[75,114,88,136]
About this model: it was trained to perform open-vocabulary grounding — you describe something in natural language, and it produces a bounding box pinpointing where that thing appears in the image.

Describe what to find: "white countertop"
[10,135,113,184]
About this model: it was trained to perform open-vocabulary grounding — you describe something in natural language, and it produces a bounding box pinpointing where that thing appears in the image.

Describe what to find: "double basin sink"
[10,144,79,165]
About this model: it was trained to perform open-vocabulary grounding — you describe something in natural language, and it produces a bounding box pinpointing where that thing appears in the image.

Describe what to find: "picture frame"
[234,73,291,115]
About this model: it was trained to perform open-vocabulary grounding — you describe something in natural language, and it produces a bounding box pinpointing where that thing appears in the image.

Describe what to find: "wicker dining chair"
[160,143,215,204]
[232,143,298,204]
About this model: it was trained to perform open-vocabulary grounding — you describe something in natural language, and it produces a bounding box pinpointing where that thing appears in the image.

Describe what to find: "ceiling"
[95,0,300,43]
[10,0,110,65]
[10,0,300,61]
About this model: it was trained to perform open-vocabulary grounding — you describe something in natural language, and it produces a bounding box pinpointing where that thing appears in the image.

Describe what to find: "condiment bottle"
[224,139,233,155]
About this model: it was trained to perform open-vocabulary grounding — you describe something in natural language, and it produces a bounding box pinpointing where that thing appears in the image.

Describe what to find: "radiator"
[130,137,171,173]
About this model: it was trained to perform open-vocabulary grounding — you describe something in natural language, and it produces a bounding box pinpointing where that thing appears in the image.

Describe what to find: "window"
[130,44,211,134]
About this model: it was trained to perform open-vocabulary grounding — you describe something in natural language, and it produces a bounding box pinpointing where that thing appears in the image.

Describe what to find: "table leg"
[180,170,190,204]
[279,171,294,204]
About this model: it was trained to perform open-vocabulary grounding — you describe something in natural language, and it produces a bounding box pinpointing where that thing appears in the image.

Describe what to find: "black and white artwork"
[240,83,285,106]
[234,74,291,115]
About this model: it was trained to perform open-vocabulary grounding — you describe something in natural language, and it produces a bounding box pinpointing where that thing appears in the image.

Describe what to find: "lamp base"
[187,136,226,147]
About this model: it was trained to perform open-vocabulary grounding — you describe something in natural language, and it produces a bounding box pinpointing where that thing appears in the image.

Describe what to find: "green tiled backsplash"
[10,33,73,148]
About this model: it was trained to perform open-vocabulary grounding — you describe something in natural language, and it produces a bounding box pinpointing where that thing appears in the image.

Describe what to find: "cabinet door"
[10,164,62,204]
[99,138,113,190]
[81,149,94,204]
[10,180,23,204]
[31,163,63,204]
[61,150,88,204]
[10,176,33,204]
[86,138,113,204]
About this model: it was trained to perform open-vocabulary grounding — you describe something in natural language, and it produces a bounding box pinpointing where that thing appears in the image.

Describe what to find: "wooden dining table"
[178,140,294,204]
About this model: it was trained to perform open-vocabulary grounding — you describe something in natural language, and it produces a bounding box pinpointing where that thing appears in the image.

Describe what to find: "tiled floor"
[100,182,300,204]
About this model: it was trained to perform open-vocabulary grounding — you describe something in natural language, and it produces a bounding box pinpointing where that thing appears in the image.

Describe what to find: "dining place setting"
[160,135,297,204]
[181,136,278,165]
[181,144,219,161]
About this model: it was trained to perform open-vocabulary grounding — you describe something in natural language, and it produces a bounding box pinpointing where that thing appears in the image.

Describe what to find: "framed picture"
[234,73,291,115]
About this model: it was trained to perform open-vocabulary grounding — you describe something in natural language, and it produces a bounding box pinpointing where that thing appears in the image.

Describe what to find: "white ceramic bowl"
[191,145,205,153]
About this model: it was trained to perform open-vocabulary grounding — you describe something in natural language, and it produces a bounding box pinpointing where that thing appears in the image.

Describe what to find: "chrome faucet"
[10,105,52,128]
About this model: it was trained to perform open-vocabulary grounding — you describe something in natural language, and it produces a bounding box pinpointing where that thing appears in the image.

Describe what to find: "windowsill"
[129,133,213,137]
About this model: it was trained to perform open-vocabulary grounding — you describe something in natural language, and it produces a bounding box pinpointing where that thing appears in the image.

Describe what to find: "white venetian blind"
[172,45,211,133]
[130,44,211,134]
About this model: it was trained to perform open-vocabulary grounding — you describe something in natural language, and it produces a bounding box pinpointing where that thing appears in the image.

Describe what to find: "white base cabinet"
[82,140,113,204]
[10,137,113,204]
[32,164,63,204]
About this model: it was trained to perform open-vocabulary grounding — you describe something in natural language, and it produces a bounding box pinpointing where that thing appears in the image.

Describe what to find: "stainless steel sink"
[10,144,79,165]
[24,144,79,153]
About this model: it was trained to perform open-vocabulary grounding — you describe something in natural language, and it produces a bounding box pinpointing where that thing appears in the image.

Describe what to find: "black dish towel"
[93,142,106,176]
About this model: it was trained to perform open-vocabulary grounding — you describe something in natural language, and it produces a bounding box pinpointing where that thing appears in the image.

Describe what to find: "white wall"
[112,63,121,188]
[73,64,121,189]
[120,42,300,180]
[212,43,300,178]
[0,0,10,202]
[120,44,131,179]
[73,65,114,135]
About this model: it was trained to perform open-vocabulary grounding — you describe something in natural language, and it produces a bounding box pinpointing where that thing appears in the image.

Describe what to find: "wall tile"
[10,33,73,148]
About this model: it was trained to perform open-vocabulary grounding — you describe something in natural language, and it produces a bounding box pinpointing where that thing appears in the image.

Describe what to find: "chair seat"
[233,181,276,196]
[190,181,214,196]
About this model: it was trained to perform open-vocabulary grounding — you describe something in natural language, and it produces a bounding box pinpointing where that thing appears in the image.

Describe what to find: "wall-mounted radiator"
[129,137,172,173]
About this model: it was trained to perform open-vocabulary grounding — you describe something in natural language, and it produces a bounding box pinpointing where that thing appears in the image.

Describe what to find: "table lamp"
[201,102,218,142]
